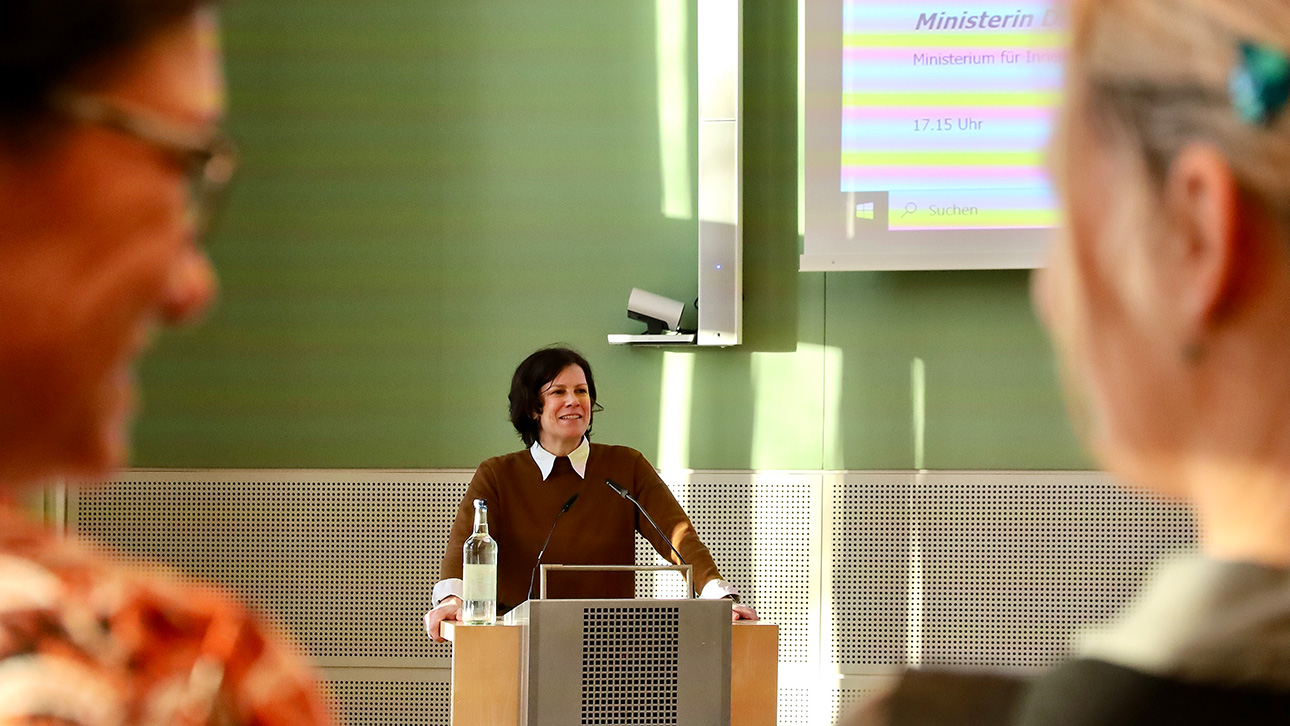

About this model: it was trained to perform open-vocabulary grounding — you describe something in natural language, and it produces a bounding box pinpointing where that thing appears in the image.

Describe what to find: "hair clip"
[1229,41,1290,125]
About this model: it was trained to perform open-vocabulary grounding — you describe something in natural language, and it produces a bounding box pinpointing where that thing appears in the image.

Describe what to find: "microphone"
[527,493,580,601]
[604,478,694,596]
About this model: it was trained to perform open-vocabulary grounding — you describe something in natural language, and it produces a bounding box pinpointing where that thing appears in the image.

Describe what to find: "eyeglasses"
[52,92,239,245]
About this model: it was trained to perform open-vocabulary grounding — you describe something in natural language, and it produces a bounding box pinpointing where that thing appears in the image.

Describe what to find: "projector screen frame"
[801,0,1058,272]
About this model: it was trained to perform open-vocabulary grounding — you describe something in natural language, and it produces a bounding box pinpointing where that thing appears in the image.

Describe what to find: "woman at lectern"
[424,346,757,641]
[842,0,1290,723]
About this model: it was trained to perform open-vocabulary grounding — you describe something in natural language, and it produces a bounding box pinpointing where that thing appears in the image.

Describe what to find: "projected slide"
[842,1,1065,232]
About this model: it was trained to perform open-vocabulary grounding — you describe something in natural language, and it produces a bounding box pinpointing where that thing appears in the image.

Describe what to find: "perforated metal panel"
[825,472,1198,669]
[68,471,472,662]
[323,679,450,726]
[635,473,818,664]
[513,598,728,725]
[64,467,1200,724]
[776,687,810,725]
[582,607,680,725]
[826,473,910,667]
[831,683,891,722]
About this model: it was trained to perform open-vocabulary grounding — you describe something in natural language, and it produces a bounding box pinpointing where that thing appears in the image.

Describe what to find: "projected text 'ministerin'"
[913,9,1063,31]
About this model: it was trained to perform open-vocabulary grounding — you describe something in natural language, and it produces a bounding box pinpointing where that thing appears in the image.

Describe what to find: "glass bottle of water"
[461,498,497,625]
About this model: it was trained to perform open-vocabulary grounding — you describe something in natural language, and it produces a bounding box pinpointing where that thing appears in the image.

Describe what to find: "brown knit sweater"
[440,443,722,612]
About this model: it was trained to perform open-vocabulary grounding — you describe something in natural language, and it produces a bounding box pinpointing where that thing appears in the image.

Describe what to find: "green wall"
[133,0,1087,471]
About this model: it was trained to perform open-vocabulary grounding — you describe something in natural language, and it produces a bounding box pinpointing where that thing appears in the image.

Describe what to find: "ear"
[1163,144,1244,333]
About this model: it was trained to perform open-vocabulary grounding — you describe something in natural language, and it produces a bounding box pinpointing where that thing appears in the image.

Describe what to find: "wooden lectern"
[443,607,777,725]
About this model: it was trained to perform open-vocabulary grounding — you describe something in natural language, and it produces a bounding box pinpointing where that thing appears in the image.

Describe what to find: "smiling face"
[535,364,592,455]
[0,11,222,484]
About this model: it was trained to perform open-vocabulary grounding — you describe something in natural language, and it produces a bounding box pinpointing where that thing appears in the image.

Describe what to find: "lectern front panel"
[509,599,731,726]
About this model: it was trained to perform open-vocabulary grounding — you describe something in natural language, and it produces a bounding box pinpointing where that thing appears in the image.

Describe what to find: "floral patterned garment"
[0,508,333,726]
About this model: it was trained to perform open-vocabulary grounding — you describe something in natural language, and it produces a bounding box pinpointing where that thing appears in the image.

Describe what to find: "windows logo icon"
[855,202,874,220]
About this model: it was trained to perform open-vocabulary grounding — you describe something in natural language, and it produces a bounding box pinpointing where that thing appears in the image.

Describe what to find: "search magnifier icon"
[901,202,918,218]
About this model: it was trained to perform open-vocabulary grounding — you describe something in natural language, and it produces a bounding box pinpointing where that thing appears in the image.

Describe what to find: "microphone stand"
[527,493,580,601]
[603,478,695,597]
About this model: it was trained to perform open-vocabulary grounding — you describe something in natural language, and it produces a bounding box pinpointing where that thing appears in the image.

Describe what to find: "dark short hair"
[509,346,603,448]
[0,0,210,130]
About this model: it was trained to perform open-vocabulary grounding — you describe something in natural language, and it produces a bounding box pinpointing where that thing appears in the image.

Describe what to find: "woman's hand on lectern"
[424,596,464,642]
[731,603,758,621]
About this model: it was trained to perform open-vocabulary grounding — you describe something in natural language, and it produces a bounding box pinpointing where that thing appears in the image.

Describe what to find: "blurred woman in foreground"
[845,0,1290,723]
[1023,0,1290,720]
[0,2,329,722]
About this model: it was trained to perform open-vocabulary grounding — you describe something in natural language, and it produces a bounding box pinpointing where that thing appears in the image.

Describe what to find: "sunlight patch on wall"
[908,358,928,664]
[656,0,693,220]
[751,343,843,470]
[912,357,926,470]
[656,351,696,471]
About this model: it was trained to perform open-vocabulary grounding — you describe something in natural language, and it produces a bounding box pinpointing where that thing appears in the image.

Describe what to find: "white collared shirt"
[529,437,590,480]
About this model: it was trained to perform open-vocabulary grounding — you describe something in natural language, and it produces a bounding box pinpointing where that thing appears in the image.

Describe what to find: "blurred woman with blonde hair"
[843,0,1290,723]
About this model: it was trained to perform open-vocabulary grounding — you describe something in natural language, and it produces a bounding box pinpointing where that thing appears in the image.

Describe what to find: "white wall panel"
[823,471,1197,672]
[323,670,451,726]
[66,468,1198,725]
[637,472,820,665]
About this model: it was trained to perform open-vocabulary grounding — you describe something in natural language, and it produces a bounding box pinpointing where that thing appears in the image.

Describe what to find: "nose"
[160,246,217,325]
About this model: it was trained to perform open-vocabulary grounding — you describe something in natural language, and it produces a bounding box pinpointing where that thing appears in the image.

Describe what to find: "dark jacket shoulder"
[587,442,646,463]
[473,449,540,481]
[479,449,535,468]
[846,669,1027,726]
[1014,659,1290,726]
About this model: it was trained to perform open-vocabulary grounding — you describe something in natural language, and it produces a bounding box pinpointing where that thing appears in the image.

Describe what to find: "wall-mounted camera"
[627,288,685,335]
[608,288,695,345]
